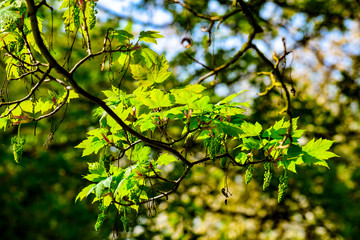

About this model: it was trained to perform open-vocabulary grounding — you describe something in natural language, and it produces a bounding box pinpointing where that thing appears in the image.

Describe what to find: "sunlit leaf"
[157,153,177,166]
[139,31,164,44]
[75,183,96,202]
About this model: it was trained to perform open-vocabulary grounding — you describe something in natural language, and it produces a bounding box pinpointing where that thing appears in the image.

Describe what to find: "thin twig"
[0,67,52,107]
[35,86,70,121]
[251,44,293,149]
[198,30,257,83]
[184,53,212,70]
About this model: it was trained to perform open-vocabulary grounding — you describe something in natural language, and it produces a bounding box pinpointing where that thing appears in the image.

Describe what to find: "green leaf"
[292,129,305,139]
[136,117,157,132]
[139,31,164,44]
[75,183,96,202]
[172,90,199,105]
[75,136,107,156]
[140,47,158,68]
[278,158,302,173]
[103,195,112,208]
[235,152,247,164]
[59,88,79,103]
[142,89,174,108]
[302,138,338,168]
[88,162,106,176]
[132,145,151,162]
[5,57,20,78]
[240,122,262,137]
[117,51,129,67]
[34,98,54,114]
[241,137,261,150]
[217,90,247,105]
[106,104,132,129]
[26,17,47,54]
[130,64,147,81]
[0,117,9,130]
[278,145,304,173]
[214,120,244,137]
[95,176,112,198]
[189,96,213,112]
[83,173,106,182]
[130,55,171,86]
[157,153,177,166]
[111,168,125,190]
[114,168,136,199]
[216,105,246,117]
[262,118,287,139]
[148,54,171,83]
[263,118,303,142]
[102,85,126,100]
[170,84,205,102]
[114,30,134,43]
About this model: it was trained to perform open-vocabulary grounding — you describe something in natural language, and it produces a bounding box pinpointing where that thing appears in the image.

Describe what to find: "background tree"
[0,0,357,239]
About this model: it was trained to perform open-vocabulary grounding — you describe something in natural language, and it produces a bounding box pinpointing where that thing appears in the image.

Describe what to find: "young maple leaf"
[301,138,339,168]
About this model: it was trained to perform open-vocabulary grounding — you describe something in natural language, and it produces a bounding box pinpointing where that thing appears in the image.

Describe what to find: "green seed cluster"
[121,216,130,232]
[245,165,254,184]
[263,162,272,191]
[89,1,97,29]
[94,212,106,231]
[11,136,25,164]
[95,203,106,231]
[204,136,222,163]
[100,153,111,173]
[278,173,288,203]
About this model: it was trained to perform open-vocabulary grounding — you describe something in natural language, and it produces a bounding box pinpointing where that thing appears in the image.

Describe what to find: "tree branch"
[198,30,257,83]
[170,0,242,22]
[25,0,192,167]
[236,0,263,33]
[0,67,52,107]
[251,44,293,148]
[35,86,70,121]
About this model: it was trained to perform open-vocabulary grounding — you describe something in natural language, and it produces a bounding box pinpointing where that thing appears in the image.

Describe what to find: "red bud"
[13,115,28,119]
[134,43,141,50]
[101,133,110,143]
[268,145,274,154]
[136,170,143,178]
